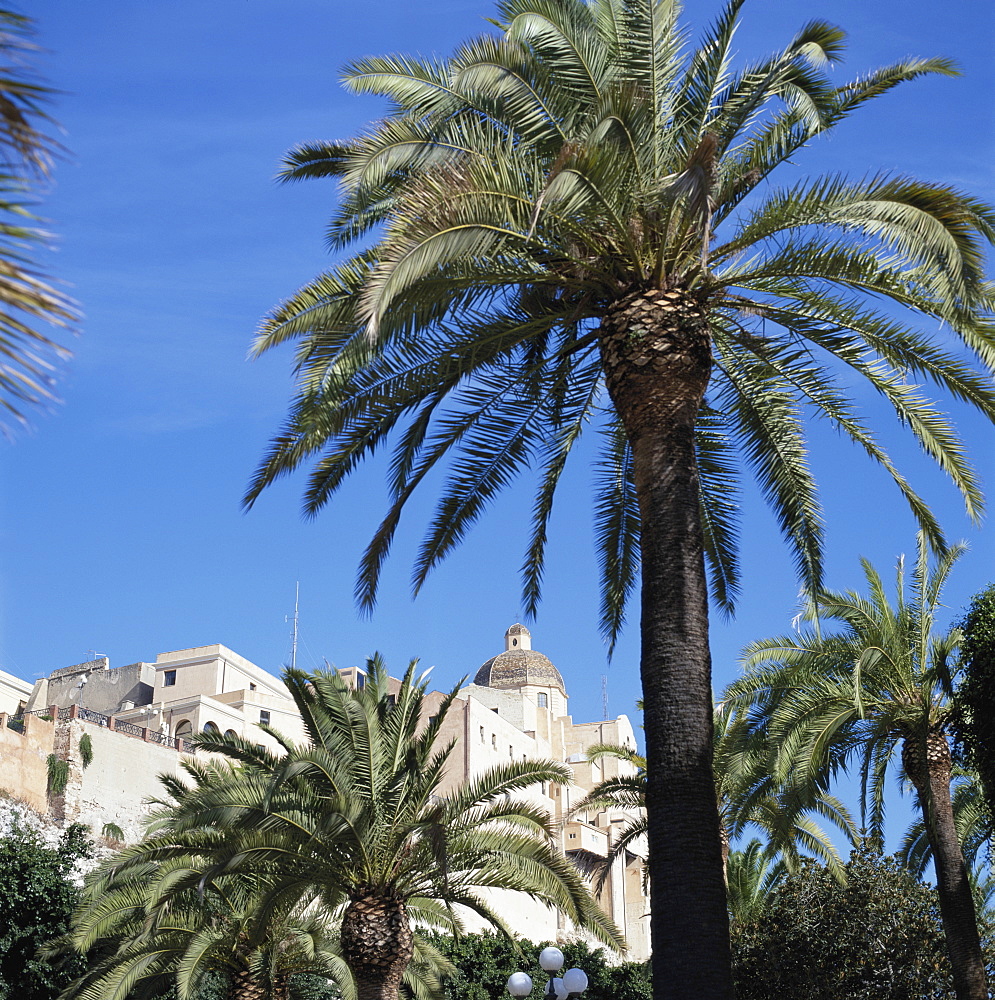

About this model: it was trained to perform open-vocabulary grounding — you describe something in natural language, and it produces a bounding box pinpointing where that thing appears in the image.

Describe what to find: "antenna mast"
[290,582,299,671]
[601,674,609,720]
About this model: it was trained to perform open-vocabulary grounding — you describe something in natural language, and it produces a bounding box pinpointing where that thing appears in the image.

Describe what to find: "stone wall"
[57,721,183,843]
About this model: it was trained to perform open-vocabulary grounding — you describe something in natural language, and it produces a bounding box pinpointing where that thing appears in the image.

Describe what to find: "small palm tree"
[93,658,621,1000]
[725,534,986,999]
[724,839,785,924]
[245,3,995,993]
[57,864,353,1000]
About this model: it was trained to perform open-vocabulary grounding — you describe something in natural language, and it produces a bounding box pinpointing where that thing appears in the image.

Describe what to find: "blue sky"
[2,0,993,848]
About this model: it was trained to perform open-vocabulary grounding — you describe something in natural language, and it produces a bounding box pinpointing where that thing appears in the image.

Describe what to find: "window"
[224,729,238,739]
[508,745,513,758]
[249,683,256,691]
[480,726,485,742]
[491,734,497,749]
[428,715,437,726]
[259,710,271,725]
[492,707,499,714]
[356,671,366,690]
[537,692,548,708]
[569,833,577,839]
[163,670,176,687]
[387,694,396,708]
[203,721,219,733]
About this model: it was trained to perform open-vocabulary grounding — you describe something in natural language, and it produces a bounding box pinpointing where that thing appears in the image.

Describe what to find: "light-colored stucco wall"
[60,721,185,843]
[0,712,54,814]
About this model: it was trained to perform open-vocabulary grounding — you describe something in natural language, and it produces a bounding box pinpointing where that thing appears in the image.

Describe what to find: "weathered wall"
[59,722,185,843]
[43,662,155,716]
[0,713,55,814]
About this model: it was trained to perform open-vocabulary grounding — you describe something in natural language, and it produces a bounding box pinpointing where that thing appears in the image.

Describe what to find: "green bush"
[0,821,91,1000]
[731,850,957,1000]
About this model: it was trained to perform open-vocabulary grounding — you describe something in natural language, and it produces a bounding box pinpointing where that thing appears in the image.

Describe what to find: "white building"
[11,625,649,958]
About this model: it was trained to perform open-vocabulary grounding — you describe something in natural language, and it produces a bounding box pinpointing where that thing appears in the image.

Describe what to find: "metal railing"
[7,705,194,753]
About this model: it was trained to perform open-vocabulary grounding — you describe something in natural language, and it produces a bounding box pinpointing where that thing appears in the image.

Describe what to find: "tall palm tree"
[244,1,995,994]
[725,535,987,998]
[99,658,622,1000]
[0,10,75,430]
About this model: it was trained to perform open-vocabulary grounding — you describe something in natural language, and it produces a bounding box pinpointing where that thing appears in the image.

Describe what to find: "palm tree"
[57,864,354,1000]
[724,839,785,924]
[244,1,995,994]
[0,10,75,431]
[725,535,987,998]
[101,658,622,1000]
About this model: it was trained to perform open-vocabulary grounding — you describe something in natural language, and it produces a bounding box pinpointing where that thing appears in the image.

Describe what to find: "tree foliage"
[731,851,961,1000]
[0,821,90,1000]
[0,9,76,431]
[952,583,995,835]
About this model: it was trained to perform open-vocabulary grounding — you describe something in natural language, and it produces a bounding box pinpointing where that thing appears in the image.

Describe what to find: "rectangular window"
[491,734,497,749]
[428,716,437,726]
[537,693,548,708]
[249,683,256,691]
[259,710,270,725]
[356,672,366,690]
[163,670,176,687]
[387,694,397,708]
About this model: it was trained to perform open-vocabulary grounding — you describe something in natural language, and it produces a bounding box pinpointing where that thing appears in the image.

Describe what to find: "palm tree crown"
[245,2,995,995]
[725,535,987,998]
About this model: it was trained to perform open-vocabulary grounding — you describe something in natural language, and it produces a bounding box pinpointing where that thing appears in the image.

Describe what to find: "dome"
[473,624,565,693]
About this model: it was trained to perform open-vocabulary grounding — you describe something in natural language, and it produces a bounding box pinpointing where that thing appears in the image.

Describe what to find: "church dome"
[473,624,565,693]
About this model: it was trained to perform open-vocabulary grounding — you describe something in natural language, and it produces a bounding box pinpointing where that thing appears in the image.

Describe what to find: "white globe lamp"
[507,973,533,997]
[538,947,564,973]
[562,969,589,995]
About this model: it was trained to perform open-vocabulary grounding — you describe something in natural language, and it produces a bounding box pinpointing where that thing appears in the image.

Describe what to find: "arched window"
[224,729,238,739]
[203,721,220,733]
[174,720,192,737]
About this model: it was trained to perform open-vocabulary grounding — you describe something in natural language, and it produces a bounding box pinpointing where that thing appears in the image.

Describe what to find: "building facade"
[2,626,649,958]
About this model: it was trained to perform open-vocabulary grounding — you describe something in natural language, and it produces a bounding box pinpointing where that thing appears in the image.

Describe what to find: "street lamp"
[506,947,589,1000]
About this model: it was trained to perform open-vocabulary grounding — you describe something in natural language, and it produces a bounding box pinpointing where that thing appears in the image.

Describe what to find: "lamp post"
[506,947,589,1000]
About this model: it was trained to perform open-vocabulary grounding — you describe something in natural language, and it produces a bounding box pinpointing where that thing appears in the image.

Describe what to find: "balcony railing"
[10,705,194,753]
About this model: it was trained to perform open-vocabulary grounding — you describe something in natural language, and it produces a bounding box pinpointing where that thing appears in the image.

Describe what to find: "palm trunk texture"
[341,891,414,1000]
[227,968,267,1000]
[903,733,988,1000]
[601,287,734,1000]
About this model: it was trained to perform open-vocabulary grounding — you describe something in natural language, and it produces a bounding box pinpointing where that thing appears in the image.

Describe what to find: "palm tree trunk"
[340,891,414,1000]
[227,968,267,1000]
[601,287,733,1000]
[903,733,987,1000]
